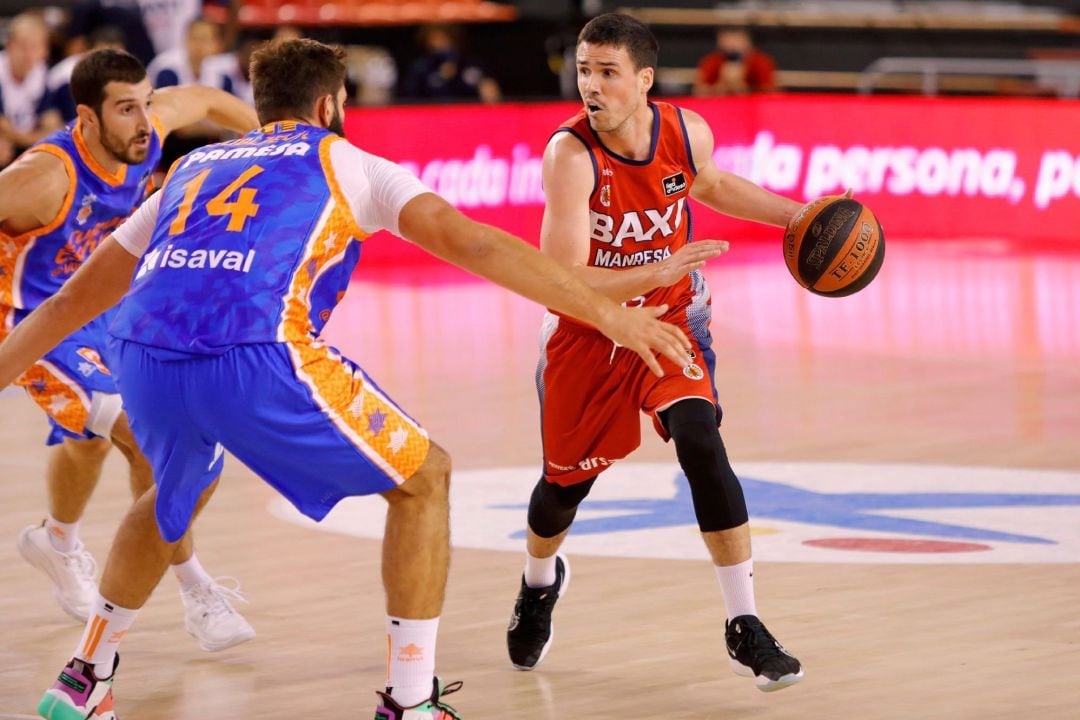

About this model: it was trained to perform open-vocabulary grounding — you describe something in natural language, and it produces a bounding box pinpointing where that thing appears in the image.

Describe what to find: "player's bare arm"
[0,151,71,234]
[683,109,802,227]
[0,237,136,389]
[398,191,692,376]
[541,132,728,303]
[152,85,260,137]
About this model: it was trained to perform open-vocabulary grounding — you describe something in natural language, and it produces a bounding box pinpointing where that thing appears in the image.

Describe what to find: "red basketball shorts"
[538,307,719,487]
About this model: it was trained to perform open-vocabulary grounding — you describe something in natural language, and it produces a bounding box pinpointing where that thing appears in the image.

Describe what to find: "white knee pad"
[86,391,124,438]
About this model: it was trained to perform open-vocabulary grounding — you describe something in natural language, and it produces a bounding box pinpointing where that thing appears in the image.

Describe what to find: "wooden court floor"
[1,239,1078,719]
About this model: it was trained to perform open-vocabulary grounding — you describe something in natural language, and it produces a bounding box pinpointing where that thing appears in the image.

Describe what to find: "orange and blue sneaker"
[374,677,463,719]
[38,655,118,719]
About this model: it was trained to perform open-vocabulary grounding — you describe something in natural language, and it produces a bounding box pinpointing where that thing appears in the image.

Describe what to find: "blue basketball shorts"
[2,307,122,445]
[107,337,431,542]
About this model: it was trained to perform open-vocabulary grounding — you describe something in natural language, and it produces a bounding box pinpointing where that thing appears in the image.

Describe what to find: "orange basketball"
[783,196,885,297]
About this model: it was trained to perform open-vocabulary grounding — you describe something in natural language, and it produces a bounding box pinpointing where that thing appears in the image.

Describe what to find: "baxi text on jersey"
[181,142,311,167]
[590,197,687,248]
[135,244,256,279]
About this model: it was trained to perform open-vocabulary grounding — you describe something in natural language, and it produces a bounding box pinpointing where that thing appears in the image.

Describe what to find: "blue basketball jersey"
[109,122,369,355]
[0,120,161,311]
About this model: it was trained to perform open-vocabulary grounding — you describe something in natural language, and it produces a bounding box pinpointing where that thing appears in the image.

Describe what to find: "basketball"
[783,196,885,297]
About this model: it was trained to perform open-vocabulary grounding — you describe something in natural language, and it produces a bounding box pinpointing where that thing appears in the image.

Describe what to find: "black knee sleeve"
[527,476,596,538]
[661,399,749,533]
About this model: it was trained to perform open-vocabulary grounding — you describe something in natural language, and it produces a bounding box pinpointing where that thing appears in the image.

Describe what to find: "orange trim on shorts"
[0,145,78,308]
[16,359,92,435]
[285,338,429,485]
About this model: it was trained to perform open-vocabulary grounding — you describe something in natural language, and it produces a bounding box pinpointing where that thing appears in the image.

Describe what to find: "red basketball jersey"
[552,101,697,326]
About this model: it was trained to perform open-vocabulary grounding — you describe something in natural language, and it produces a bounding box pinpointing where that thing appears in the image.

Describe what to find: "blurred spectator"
[66,0,157,65]
[347,45,397,107]
[146,17,221,87]
[402,24,500,104]
[38,25,126,128]
[202,34,257,105]
[694,27,776,96]
[0,13,50,164]
[146,18,226,174]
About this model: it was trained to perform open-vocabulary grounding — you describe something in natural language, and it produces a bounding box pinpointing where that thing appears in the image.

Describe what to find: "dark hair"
[577,13,658,71]
[250,38,347,125]
[70,49,147,117]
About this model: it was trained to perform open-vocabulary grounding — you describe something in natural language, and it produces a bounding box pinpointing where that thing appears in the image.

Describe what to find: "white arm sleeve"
[111,190,162,258]
[330,140,431,238]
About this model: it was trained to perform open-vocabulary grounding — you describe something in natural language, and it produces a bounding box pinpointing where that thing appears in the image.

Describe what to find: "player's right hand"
[600,303,691,377]
[656,240,729,287]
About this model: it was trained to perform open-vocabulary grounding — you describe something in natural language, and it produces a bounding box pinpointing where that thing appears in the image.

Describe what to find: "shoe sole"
[728,657,804,692]
[186,623,256,653]
[511,553,571,672]
[38,689,114,720]
[16,527,90,623]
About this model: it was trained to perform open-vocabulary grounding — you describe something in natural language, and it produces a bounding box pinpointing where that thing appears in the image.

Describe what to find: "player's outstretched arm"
[0,238,136,389]
[682,109,802,227]
[0,152,70,228]
[540,132,728,302]
[398,192,692,377]
[152,85,260,137]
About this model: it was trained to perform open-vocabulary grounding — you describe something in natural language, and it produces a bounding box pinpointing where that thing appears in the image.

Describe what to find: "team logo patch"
[599,184,612,207]
[683,363,704,380]
[76,347,111,375]
[662,172,687,197]
[75,193,97,226]
[269,463,1080,564]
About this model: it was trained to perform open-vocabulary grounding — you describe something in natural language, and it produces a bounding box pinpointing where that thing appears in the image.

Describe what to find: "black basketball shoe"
[725,615,804,692]
[506,554,570,670]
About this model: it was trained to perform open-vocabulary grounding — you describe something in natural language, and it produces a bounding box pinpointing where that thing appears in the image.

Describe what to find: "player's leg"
[15,437,111,621]
[109,413,254,652]
[506,476,594,670]
[46,438,110,532]
[524,476,595,585]
[38,337,233,720]
[210,343,461,718]
[38,480,219,720]
[660,397,802,691]
[15,324,128,620]
[508,319,642,670]
[14,353,116,622]
[376,441,456,713]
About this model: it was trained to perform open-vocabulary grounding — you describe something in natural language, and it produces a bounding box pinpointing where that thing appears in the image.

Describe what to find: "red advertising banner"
[344,95,1080,267]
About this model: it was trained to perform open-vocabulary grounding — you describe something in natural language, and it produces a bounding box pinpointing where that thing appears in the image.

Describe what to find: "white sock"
[524,552,557,588]
[172,554,212,591]
[74,594,139,678]
[385,616,439,707]
[715,558,758,621]
[45,515,80,554]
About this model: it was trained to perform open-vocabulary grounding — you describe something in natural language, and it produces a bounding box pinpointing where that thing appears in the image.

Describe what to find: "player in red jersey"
[506,13,808,692]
